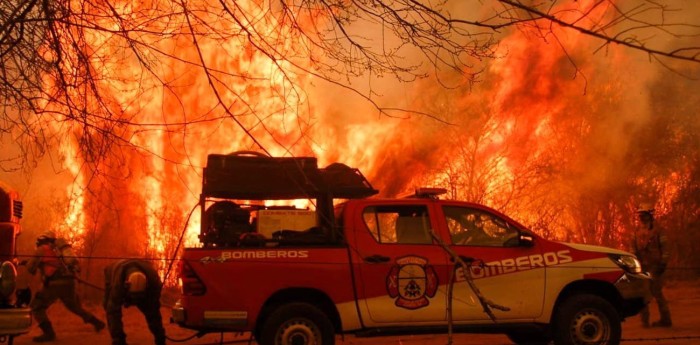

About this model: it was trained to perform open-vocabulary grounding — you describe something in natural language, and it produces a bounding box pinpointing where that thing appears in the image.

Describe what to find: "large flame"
[39,0,322,280]
[36,0,694,281]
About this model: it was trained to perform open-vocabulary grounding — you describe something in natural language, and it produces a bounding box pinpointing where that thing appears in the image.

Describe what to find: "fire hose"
[66,203,203,343]
[426,227,510,345]
[71,274,213,343]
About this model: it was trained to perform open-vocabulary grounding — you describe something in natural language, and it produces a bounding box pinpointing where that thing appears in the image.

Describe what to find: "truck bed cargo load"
[198,152,378,248]
[203,153,378,200]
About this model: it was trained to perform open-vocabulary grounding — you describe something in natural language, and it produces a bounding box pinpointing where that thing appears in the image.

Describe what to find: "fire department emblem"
[386,256,438,310]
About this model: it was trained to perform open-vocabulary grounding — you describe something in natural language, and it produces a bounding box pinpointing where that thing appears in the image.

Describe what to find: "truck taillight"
[180,260,206,296]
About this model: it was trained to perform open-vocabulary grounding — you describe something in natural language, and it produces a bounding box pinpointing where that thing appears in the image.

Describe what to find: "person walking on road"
[26,231,106,342]
[634,204,672,328]
[103,259,166,345]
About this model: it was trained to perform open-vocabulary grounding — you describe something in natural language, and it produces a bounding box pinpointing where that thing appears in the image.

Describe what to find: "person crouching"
[103,259,165,345]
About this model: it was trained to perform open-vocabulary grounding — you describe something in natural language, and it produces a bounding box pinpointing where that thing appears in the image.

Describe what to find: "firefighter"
[633,204,672,328]
[103,259,165,345]
[26,231,106,342]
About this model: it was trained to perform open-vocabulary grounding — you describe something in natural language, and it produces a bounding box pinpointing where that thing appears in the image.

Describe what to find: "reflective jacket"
[26,243,67,282]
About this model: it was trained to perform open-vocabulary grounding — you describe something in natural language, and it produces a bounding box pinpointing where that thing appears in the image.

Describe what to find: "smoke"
[2,0,700,266]
[306,0,700,249]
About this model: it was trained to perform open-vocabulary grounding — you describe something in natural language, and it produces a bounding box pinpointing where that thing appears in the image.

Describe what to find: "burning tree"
[1,0,699,282]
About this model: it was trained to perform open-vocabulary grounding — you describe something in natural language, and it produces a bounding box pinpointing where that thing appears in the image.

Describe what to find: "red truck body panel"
[176,197,635,331]
[179,247,356,329]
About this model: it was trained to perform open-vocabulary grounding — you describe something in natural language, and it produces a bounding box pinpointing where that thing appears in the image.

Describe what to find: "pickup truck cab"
[0,182,32,345]
[172,153,651,345]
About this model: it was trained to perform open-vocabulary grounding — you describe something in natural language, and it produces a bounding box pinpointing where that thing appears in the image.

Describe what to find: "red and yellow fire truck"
[172,153,651,345]
[0,182,31,344]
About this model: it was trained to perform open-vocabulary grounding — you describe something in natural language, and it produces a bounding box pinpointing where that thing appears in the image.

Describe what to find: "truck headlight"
[609,254,643,274]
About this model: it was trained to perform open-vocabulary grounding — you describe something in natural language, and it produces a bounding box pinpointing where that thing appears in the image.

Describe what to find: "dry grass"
[12,279,700,345]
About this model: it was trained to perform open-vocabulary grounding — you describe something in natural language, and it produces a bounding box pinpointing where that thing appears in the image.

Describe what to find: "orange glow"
[35,0,689,278]
[37,0,325,280]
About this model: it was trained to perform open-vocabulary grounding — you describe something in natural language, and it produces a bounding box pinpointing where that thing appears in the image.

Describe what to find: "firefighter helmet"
[636,203,655,215]
[36,231,57,246]
[637,202,655,227]
[37,231,56,241]
[126,271,147,293]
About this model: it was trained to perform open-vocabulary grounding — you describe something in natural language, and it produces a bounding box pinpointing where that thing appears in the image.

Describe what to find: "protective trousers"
[30,278,102,326]
[106,297,166,345]
[640,272,672,326]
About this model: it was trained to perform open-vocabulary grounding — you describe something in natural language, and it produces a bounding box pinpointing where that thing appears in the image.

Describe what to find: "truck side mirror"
[519,233,535,247]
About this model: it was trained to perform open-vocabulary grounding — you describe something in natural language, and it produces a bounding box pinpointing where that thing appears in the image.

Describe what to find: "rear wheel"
[259,302,334,345]
[0,335,16,345]
[552,294,620,345]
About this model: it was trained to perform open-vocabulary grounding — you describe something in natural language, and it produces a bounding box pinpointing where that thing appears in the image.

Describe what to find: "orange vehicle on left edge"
[0,181,32,345]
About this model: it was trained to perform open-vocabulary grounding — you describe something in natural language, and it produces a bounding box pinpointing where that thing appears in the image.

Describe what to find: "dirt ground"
[10,278,700,345]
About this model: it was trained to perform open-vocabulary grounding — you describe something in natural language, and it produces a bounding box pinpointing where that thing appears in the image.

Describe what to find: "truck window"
[443,206,518,247]
[362,205,432,244]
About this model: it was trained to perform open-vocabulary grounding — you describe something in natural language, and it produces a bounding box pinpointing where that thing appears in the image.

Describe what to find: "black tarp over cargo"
[202,154,378,200]
[199,153,378,246]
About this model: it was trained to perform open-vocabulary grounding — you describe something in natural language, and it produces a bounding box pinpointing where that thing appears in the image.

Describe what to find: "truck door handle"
[364,254,391,263]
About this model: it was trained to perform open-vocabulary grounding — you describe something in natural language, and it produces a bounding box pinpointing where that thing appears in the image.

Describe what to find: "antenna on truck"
[402,187,447,200]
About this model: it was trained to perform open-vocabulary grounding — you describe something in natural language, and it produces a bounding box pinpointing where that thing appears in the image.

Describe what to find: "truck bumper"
[614,272,652,318]
[0,307,32,336]
[171,300,248,329]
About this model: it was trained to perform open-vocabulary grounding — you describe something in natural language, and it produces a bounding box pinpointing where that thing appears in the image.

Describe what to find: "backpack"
[52,239,79,274]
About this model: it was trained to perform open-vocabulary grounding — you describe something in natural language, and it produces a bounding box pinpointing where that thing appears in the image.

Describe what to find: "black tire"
[552,294,621,345]
[258,302,335,345]
[506,329,551,345]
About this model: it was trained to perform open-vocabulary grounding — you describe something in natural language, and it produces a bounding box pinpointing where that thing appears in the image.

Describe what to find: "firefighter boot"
[652,314,672,327]
[87,316,106,332]
[653,304,673,327]
[640,308,650,328]
[652,320,672,327]
[32,321,56,342]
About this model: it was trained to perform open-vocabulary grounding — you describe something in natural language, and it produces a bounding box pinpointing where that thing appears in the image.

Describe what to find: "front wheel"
[552,294,621,345]
[259,302,335,345]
